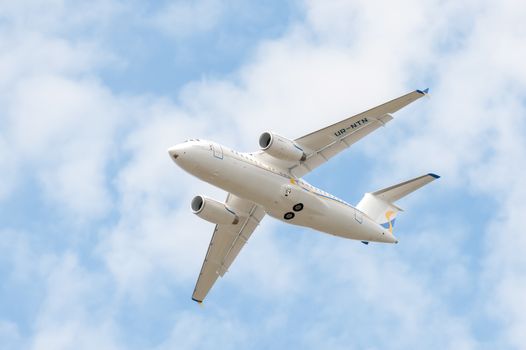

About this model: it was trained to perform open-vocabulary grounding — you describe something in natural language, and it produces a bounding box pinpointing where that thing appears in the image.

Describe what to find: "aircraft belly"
[274,198,390,243]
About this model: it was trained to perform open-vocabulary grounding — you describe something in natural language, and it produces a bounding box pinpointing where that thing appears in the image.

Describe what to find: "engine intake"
[259,131,306,162]
[191,195,239,225]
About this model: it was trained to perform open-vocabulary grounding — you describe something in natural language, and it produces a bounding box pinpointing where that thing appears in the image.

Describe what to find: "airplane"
[168,88,439,303]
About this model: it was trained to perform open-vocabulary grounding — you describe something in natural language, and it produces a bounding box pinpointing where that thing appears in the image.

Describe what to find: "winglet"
[416,88,429,95]
[192,297,203,305]
[428,173,440,179]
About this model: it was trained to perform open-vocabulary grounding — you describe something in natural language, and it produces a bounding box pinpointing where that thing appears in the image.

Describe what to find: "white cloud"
[481,177,526,348]
[0,230,121,349]
[29,253,121,350]
[0,0,122,35]
[231,220,305,299]
[0,32,106,90]
[0,1,123,219]
[4,75,126,220]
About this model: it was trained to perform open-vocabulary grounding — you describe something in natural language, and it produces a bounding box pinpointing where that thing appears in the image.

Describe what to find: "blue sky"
[1,1,526,349]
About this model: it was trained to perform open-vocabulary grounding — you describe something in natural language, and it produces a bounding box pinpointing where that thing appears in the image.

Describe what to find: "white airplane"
[168,89,439,303]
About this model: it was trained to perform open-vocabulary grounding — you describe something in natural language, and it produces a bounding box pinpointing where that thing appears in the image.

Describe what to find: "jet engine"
[191,195,239,225]
[259,132,307,162]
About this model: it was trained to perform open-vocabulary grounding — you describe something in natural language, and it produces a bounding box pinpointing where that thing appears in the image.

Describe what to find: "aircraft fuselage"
[169,139,397,244]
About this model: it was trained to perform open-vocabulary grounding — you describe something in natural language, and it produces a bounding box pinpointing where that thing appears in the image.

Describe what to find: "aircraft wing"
[260,89,428,178]
[192,194,266,303]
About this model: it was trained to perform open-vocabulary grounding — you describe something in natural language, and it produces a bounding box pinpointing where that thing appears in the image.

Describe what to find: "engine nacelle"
[191,195,239,225]
[259,131,307,162]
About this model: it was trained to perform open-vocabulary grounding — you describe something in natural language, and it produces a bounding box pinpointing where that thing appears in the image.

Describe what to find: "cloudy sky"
[1,0,526,349]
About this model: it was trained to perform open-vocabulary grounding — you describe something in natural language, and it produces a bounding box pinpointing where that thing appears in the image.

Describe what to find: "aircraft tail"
[356,173,440,233]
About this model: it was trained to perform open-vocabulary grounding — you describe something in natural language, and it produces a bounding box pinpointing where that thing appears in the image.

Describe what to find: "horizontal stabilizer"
[356,173,440,233]
[372,173,440,203]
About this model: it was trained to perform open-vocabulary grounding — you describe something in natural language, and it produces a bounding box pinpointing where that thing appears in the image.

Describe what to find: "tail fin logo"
[383,210,396,233]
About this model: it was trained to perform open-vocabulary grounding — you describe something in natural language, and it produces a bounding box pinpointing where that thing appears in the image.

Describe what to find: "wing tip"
[416,88,430,95]
[428,173,440,179]
[192,297,203,304]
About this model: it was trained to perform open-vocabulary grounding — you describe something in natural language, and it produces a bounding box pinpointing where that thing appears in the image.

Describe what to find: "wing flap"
[319,140,347,159]
[378,113,394,124]
[219,206,265,276]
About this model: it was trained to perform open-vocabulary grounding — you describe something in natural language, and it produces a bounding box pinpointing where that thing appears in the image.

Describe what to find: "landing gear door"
[211,144,223,159]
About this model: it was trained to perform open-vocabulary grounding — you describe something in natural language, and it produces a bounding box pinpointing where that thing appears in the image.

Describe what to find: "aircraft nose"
[168,145,183,162]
